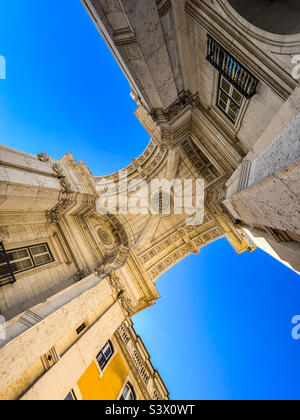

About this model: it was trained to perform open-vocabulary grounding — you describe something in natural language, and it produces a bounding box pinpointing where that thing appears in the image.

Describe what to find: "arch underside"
[228,0,300,35]
[94,134,251,282]
[83,0,288,282]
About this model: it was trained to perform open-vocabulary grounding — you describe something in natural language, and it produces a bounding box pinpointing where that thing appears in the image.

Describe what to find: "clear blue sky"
[1,1,300,400]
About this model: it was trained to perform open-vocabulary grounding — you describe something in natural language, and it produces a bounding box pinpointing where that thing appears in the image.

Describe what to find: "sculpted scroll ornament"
[37,152,50,162]
[108,272,134,317]
[150,91,200,122]
[96,245,130,278]
[46,163,73,223]
[46,198,72,224]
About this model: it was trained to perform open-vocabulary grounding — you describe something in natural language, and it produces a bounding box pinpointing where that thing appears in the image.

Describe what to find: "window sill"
[13,260,60,281]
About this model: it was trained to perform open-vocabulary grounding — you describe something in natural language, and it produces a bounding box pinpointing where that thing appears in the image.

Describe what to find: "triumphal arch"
[0,0,299,399]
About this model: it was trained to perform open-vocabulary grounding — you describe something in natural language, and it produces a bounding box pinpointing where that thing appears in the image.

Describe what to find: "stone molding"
[238,160,252,192]
[19,310,44,329]
[37,152,50,162]
[150,90,201,123]
[46,163,74,224]
[116,321,169,400]
[106,272,134,317]
[96,245,130,279]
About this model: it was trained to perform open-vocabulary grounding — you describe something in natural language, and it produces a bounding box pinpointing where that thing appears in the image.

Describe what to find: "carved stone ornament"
[37,152,50,162]
[107,272,134,316]
[118,290,134,317]
[52,163,73,194]
[46,198,72,224]
[150,91,200,123]
[46,163,73,223]
[73,270,86,283]
[96,244,130,278]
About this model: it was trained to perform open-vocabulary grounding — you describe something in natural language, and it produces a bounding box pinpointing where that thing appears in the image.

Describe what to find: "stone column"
[224,87,300,272]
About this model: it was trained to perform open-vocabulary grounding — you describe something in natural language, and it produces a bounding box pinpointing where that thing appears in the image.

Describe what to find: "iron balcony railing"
[207,35,259,99]
[0,242,16,287]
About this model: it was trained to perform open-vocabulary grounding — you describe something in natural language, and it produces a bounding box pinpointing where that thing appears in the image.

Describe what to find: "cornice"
[150,90,201,123]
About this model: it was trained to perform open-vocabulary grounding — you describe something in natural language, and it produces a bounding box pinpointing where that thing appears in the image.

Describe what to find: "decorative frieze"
[145,225,222,280]
[181,139,222,186]
[96,140,168,187]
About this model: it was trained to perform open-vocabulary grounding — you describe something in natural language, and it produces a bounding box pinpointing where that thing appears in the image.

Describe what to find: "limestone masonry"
[0,0,299,400]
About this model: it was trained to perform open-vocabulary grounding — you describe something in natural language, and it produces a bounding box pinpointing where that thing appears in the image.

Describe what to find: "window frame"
[206,35,259,99]
[96,341,114,371]
[0,242,16,286]
[119,382,136,401]
[3,243,54,276]
[217,75,244,123]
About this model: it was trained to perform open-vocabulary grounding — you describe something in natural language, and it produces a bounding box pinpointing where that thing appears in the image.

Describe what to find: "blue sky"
[1,1,300,400]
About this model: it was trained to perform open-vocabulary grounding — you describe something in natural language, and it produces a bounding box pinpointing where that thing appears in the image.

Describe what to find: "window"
[217,76,243,123]
[65,390,77,401]
[206,35,258,99]
[96,341,114,370]
[0,242,16,286]
[119,383,136,401]
[76,323,87,335]
[30,244,53,266]
[206,35,259,123]
[0,243,53,276]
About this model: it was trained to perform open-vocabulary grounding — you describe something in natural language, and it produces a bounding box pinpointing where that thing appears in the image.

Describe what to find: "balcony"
[207,35,259,99]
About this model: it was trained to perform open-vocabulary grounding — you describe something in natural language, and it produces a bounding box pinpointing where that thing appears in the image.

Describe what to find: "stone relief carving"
[52,163,73,194]
[37,152,50,162]
[141,223,222,280]
[46,163,73,223]
[107,272,134,316]
[117,290,134,317]
[96,244,130,278]
[73,270,86,283]
[46,198,72,224]
[150,91,201,123]
[98,228,114,247]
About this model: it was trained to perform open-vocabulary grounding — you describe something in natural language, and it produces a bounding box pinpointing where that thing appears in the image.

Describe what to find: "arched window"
[96,341,114,370]
[119,383,136,401]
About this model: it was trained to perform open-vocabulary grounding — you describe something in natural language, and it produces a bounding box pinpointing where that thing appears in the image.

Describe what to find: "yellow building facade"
[66,321,169,401]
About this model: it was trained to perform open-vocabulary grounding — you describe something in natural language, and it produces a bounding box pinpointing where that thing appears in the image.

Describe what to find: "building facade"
[0,0,299,400]
[66,320,169,401]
